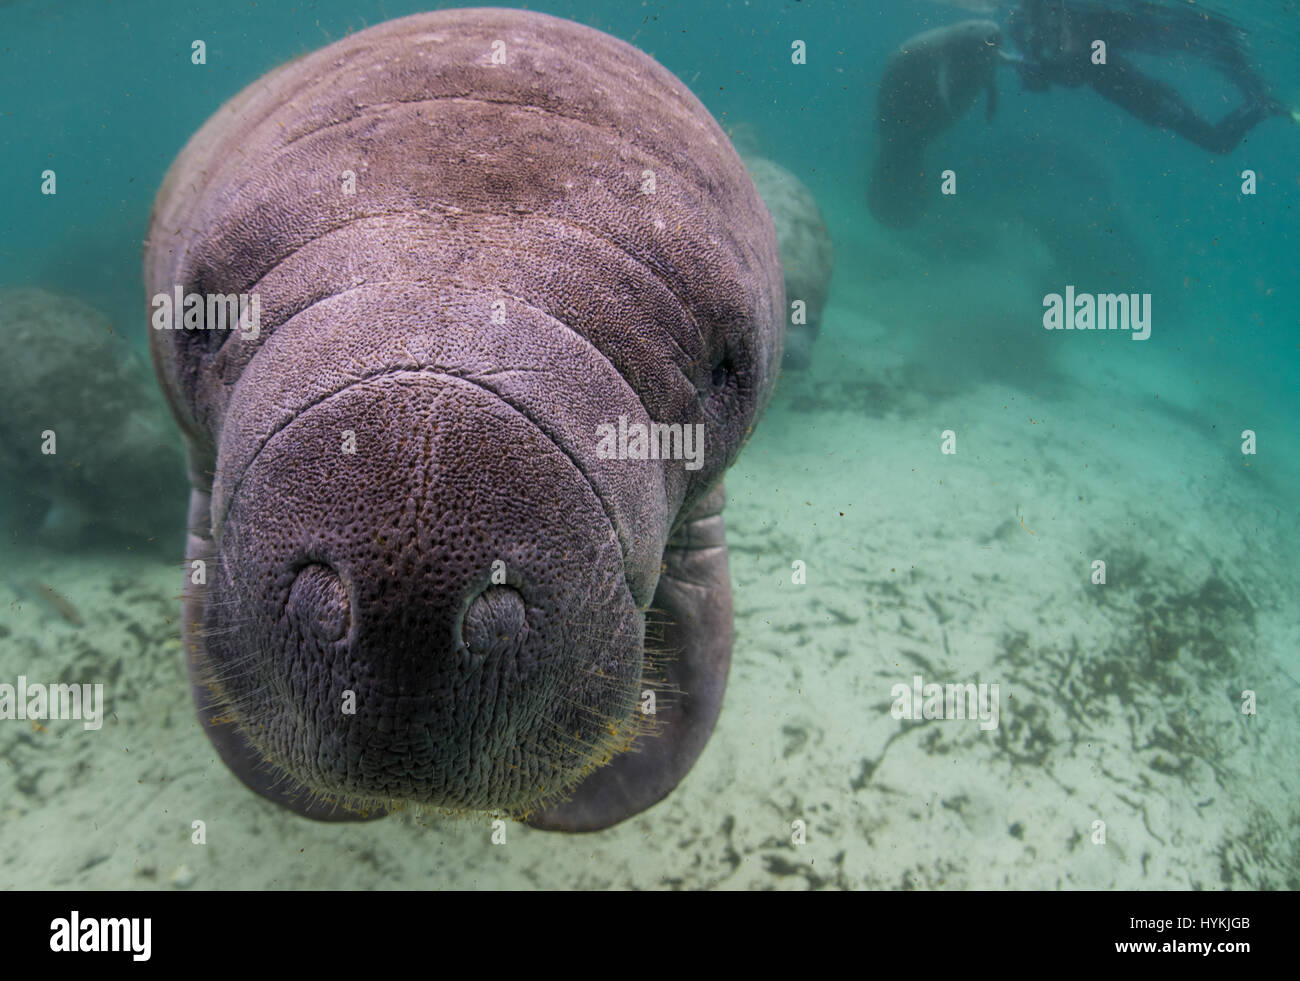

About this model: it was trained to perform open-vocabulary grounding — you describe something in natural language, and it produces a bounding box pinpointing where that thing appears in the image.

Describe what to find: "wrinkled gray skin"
[146,8,783,832]
[742,157,833,372]
[868,19,1005,228]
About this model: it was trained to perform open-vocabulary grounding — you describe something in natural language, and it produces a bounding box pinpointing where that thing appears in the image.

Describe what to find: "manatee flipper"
[527,484,733,832]
[182,482,385,823]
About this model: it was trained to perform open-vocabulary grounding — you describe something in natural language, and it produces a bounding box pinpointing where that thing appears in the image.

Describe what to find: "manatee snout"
[205,373,647,810]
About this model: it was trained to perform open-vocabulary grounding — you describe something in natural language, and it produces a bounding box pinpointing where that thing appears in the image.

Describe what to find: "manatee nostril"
[288,563,351,643]
[461,585,527,667]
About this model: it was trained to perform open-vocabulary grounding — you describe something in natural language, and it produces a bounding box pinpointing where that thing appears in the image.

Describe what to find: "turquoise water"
[1,0,1297,890]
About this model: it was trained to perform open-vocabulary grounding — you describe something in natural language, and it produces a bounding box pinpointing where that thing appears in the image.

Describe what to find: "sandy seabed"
[2,286,1298,892]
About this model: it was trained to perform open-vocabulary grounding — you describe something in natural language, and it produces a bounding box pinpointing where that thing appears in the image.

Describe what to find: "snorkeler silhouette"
[1006,0,1295,153]
[866,2,1295,227]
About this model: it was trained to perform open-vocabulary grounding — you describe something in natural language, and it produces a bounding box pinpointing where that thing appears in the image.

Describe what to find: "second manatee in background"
[868,19,1006,229]
[0,287,186,551]
[742,156,833,372]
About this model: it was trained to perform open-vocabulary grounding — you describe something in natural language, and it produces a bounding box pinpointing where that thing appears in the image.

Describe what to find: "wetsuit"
[1007,0,1289,152]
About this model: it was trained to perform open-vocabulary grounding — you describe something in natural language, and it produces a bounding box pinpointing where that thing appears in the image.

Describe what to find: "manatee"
[0,287,186,549]
[742,156,833,372]
[868,19,1006,228]
[145,8,783,832]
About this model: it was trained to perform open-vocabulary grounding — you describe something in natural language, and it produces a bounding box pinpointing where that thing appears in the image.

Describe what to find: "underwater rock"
[0,287,187,550]
[146,9,783,831]
[743,156,834,371]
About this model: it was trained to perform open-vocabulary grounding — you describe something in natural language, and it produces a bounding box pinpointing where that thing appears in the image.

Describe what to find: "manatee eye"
[288,563,351,643]
[710,360,730,388]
